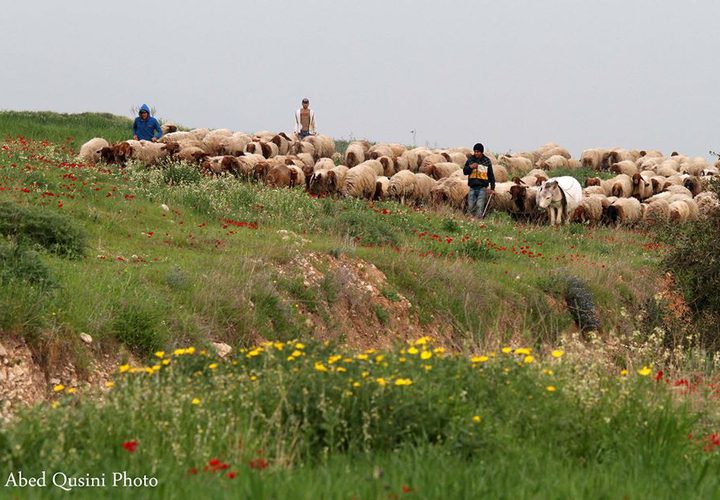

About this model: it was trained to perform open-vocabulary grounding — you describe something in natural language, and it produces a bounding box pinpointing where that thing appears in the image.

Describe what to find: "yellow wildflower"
[620,369,628,377]
[376,378,387,386]
[433,347,445,354]
[375,354,385,363]
[51,401,60,409]
[336,366,347,373]
[250,375,257,381]
[357,354,369,360]
[295,342,305,350]
[186,347,196,355]
[352,382,361,388]
[173,348,186,356]
[407,347,419,355]
[343,358,353,363]
[105,381,115,388]
[162,359,170,366]
[154,351,165,358]
[399,357,407,363]
[523,355,534,364]
[637,366,652,376]
[544,369,554,375]
[328,355,342,364]
[208,363,218,370]
[551,350,564,358]
[361,371,369,378]
[273,342,285,350]
[119,364,130,374]
[515,347,532,356]
[191,398,201,405]
[314,362,329,372]
[67,388,77,394]
[546,386,557,392]
[472,415,481,423]
[53,384,65,392]
[423,364,432,372]
[421,351,432,360]
[394,378,413,386]
[501,347,512,354]
[414,336,431,346]
[471,355,489,363]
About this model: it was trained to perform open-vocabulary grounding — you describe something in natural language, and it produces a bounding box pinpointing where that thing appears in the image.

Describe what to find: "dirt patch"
[277,251,455,350]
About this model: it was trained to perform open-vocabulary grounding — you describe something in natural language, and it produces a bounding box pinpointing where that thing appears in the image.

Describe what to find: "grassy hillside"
[1,112,718,498]
[0,110,134,149]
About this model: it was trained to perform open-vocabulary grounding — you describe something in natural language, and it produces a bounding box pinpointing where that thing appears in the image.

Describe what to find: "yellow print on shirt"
[469,165,489,181]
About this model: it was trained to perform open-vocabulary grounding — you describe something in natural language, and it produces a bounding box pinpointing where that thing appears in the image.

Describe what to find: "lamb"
[572,195,605,225]
[341,163,378,199]
[535,176,583,225]
[270,133,293,156]
[266,164,304,188]
[509,183,539,218]
[430,176,469,210]
[373,176,390,200]
[388,170,417,204]
[78,138,110,164]
[607,197,642,226]
[344,142,366,168]
[201,155,243,177]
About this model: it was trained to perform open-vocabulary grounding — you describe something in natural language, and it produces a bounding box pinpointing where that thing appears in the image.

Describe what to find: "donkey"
[536,176,583,226]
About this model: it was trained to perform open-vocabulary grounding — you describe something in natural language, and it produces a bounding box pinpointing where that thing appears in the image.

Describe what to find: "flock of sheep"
[78,126,720,226]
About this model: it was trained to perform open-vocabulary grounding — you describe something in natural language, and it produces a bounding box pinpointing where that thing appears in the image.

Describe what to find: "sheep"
[342,163,378,199]
[514,171,548,187]
[412,173,437,205]
[355,159,384,177]
[607,197,642,226]
[583,185,606,196]
[508,183,539,219]
[499,155,534,175]
[492,163,509,182]
[580,148,607,170]
[289,140,315,158]
[419,153,451,174]
[132,140,170,165]
[610,160,638,176]
[539,154,569,171]
[201,129,233,155]
[695,191,719,217]
[344,142,366,168]
[388,170,416,204]
[664,184,693,198]
[220,133,253,156]
[486,181,516,214]
[395,156,411,172]
[188,128,210,140]
[609,174,633,198]
[377,155,396,176]
[314,158,335,171]
[326,165,349,196]
[79,138,110,164]
[656,160,680,177]
[368,144,394,160]
[702,166,719,177]
[161,131,193,143]
[631,173,653,200]
[683,176,702,197]
[643,199,671,223]
[535,176,583,225]
[399,149,423,172]
[430,176,469,210]
[201,155,243,177]
[373,176,390,200]
[679,157,708,177]
[536,146,571,168]
[448,151,469,167]
[266,164,303,188]
[305,135,335,159]
[572,195,605,225]
[270,133,293,156]
[388,143,408,158]
[428,162,461,180]
[669,199,692,223]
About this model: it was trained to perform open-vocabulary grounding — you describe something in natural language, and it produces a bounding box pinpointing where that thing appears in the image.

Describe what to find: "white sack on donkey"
[536,176,583,225]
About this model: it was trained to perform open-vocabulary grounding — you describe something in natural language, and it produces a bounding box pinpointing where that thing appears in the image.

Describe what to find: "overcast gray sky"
[1,0,718,158]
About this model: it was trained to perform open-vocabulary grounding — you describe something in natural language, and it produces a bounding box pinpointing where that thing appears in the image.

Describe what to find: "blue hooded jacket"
[133,104,163,141]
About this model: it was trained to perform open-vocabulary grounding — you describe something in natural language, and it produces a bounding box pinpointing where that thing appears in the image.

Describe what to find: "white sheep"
[344,142,366,168]
[342,163,378,199]
[607,197,642,226]
[430,176,469,210]
[78,138,110,164]
[388,170,416,204]
[373,176,390,200]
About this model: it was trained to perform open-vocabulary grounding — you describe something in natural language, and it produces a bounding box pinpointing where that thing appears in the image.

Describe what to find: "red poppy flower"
[227,471,237,479]
[187,467,198,475]
[121,441,138,453]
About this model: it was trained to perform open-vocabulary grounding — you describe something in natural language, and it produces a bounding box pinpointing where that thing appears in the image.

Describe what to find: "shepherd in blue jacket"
[133,104,162,141]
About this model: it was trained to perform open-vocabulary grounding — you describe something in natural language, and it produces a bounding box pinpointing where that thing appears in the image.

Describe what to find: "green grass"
[0,111,134,149]
[2,342,719,499]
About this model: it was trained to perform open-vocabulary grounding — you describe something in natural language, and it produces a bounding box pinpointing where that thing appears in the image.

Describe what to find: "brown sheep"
[430,176,469,210]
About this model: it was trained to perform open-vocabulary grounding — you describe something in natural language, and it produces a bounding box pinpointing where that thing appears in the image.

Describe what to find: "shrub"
[0,202,86,258]
[0,239,55,288]
[112,302,167,357]
[564,276,601,333]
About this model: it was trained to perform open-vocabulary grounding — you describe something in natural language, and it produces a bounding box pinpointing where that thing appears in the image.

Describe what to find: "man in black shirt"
[463,142,495,218]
